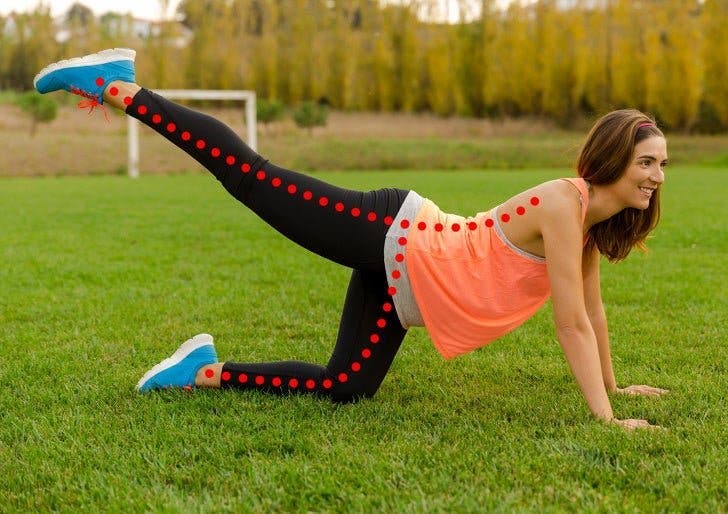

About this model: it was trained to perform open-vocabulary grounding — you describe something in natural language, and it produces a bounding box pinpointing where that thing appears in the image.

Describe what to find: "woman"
[34,49,669,430]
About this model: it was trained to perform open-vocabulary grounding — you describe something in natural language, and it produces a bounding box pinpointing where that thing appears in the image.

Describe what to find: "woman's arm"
[540,183,613,421]
[582,239,669,398]
[582,245,617,392]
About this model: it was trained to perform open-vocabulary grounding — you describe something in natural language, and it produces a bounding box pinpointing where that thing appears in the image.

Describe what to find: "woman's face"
[614,136,668,210]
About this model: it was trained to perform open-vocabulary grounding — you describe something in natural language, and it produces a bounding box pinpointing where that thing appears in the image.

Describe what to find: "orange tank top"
[405,178,589,359]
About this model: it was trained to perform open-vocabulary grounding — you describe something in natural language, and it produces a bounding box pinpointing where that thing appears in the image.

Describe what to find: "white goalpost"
[127,89,257,178]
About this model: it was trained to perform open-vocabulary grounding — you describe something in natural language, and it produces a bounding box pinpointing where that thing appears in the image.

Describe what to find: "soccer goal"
[127,89,257,178]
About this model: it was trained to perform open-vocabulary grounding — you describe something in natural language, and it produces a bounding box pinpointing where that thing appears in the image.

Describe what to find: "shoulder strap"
[559,178,589,224]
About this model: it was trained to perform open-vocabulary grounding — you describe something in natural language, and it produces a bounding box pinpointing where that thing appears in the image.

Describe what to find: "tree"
[702,0,728,128]
[644,0,702,130]
[293,101,328,134]
[66,3,94,27]
[16,91,57,136]
[256,98,285,131]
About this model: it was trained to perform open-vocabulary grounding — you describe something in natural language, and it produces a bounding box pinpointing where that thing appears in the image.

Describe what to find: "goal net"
[127,89,257,178]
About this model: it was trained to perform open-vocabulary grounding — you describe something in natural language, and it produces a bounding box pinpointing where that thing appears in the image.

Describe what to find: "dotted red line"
[123,89,541,395]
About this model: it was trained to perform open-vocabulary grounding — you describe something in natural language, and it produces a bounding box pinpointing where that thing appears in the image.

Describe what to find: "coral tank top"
[405,178,589,359]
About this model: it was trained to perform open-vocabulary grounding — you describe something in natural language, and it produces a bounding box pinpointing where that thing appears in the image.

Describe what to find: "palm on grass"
[616,384,670,397]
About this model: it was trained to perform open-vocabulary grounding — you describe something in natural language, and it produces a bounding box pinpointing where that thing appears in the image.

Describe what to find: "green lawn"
[0,169,726,512]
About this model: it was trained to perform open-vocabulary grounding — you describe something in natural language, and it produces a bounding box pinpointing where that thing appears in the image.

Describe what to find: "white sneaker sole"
[135,333,214,391]
[33,48,136,89]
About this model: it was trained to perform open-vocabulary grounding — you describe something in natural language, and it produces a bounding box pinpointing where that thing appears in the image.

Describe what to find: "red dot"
[435,223,444,232]
[108,86,119,96]
[221,371,231,381]
[152,114,162,124]
[377,318,387,328]
[367,212,377,222]
[226,155,236,166]
[382,302,393,312]
[256,170,266,181]
[319,197,329,207]
[516,206,526,215]
[287,184,297,194]
[338,373,349,383]
[398,237,407,246]
[166,122,176,133]
[238,373,248,383]
[271,177,282,187]
[392,270,401,279]
[123,96,133,106]
[181,131,191,141]
[400,219,410,229]
[452,223,461,232]
[395,253,404,262]
[485,218,494,228]
[255,375,265,386]
[137,105,147,115]
[204,368,214,378]
[196,140,206,150]
[289,378,299,388]
[241,162,251,173]
[323,379,333,389]
[468,221,478,230]
[335,202,345,212]
[95,77,105,87]
[388,286,397,296]
[303,191,313,201]
[530,196,540,206]
[351,207,361,217]
[370,334,380,344]
[362,348,372,358]
[418,222,427,230]
[272,377,282,387]
[501,213,510,223]
[211,148,221,158]
[305,379,316,389]
[351,362,361,372]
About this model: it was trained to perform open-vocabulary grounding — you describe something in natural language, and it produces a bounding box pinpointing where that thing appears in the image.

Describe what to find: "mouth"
[639,186,656,197]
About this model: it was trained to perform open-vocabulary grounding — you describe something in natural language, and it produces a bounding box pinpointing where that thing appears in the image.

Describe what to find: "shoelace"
[70,86,110,122]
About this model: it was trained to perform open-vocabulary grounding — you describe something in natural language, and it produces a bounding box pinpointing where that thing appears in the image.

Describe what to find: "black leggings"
[127,89,409,402]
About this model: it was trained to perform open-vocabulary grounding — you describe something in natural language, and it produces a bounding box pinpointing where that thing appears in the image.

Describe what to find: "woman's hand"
[610,418,664,431]
[615,385,670,397]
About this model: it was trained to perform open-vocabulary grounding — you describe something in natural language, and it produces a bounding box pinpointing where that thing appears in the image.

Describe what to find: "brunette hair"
[577,109,664,262]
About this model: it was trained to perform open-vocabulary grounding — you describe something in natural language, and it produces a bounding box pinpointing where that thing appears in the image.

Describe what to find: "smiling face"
[613,136,668,210]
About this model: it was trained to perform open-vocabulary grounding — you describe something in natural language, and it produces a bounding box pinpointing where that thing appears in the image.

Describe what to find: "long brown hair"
[577,109,664,262]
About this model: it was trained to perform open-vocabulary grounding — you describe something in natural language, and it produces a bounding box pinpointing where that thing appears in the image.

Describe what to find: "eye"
[640,160,651,167]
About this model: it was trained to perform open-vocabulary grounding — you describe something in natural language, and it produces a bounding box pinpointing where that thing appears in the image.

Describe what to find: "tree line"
[1,0,726,131]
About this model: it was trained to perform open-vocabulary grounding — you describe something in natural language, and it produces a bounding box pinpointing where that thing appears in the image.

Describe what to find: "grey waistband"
[384,191,425,328]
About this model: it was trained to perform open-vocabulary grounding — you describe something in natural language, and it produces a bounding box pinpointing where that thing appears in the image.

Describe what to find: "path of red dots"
[118,84,541,395]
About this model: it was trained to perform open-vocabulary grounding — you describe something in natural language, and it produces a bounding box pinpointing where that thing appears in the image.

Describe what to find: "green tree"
[16,91,57,136]
[256,98,285,131]
[293,100,328,134]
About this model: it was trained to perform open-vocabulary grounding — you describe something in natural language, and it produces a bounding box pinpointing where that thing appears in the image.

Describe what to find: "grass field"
[0,168,726,512]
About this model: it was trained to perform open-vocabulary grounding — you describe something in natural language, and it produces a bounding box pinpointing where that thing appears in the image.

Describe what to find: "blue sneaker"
[33,48,136,104]
[136,334,218,393]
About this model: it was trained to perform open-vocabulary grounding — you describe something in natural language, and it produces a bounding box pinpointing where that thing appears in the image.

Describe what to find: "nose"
[652,166,665,185]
